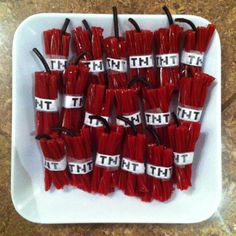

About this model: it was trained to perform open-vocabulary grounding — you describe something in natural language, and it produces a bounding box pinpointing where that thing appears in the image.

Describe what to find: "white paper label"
[145,112,171,126]
[35,97,58,112]
[116,112,141,127]
[106,57,127,72]
[84,112,109,127]
[181,51,204,67]
[63,95,83,109]
[177,106,202,122]
[46,58,67,71]
[44,156,67,171]
[68,159,93,174]
[129,55,154,68]
[121,157,145,174]
[174,152,194,166]
[156,53,179,67]
[95,153,120,168]
[146,164,172,179]
[82,59,105,72]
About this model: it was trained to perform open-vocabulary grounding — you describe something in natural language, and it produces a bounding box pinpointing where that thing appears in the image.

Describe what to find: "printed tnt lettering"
[174,152,194,166]
[177,106,202,122]
[129,55,153,68]
[83,60,104,72]
[147,164,172,179]
[96,153,120,168]
[181,51,204,67]
[145,112,170,125]
[47,58,67,71]
[68,161,93,174]
[106,58,127,72]
[156,53,179,67]
[35,97,58,112]
[121,158,145,174]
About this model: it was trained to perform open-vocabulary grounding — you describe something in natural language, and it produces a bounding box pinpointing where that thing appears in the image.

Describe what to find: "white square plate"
[11,13,221,224]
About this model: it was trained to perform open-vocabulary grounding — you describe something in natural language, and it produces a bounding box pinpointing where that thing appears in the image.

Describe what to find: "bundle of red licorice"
[43,18,71,92]
[73,20,106,85]
[126,18,157,88]
[175,18,215,77]
[61,62,89,131]
[142,126,174,202]
[155,6,183,89]
[103,7,128,89]
[64,127,93,192]
[91,116,124,195]
[177,72,215,123]
[37,132,70,191]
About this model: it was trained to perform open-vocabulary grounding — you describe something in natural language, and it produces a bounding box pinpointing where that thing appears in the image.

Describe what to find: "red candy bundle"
[84,84,114,152]
[117,116,148,198]
[64,127,93,192]
[177,72,215,123]
[43,18,71,92]
[155,6,183,89]
[73,20,106,85]
[61,63,89,132]
[115,88,143,133]
[33,48,60,135]
[126,18,157,88]
[37,133,70,191]
[175,18,215,77]
[143,84,174,146]
[91,116,124,195]
[103,7,128,89]
[143,126,174,202]
[168,120,201,190]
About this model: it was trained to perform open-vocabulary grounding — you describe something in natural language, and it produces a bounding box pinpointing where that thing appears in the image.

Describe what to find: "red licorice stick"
[175,18,215,77]
[64,127,93,192]
[61,63,89,132]
[116,116,148,198]
[168,121,201,190]
[73,20,106,85]
[177,72,215,123]
[84,84,114,152]
[126,18,157,88]
[143,84,174,146]
[37,133,70,191]
[142,126,174,202]
[103,7,128,89]
[33,48,60,135]
[155,6,183,89]
[90,117,124,195]
[43,18,71,92]
[115,88,143,134]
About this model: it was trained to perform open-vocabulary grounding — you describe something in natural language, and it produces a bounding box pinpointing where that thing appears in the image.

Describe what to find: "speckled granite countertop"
[0,0,236,235]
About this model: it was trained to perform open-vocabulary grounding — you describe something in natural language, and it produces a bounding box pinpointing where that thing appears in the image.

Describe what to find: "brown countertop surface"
[0,0,236,235]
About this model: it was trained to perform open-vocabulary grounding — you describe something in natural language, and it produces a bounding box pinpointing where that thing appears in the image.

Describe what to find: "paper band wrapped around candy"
[154,6,183,89]
[103,7,128,89]
[174,18,215,77]
[142,126,174,202]
[177,72,215,123]
[36,133,70,191]
[168,113,201,190]
[33,48,60,135]
[116,116,148,199]
[73,19,106,85]
[90,116,124,195]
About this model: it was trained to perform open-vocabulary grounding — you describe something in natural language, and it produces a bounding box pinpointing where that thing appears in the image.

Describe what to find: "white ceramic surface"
[12,13,221,224]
